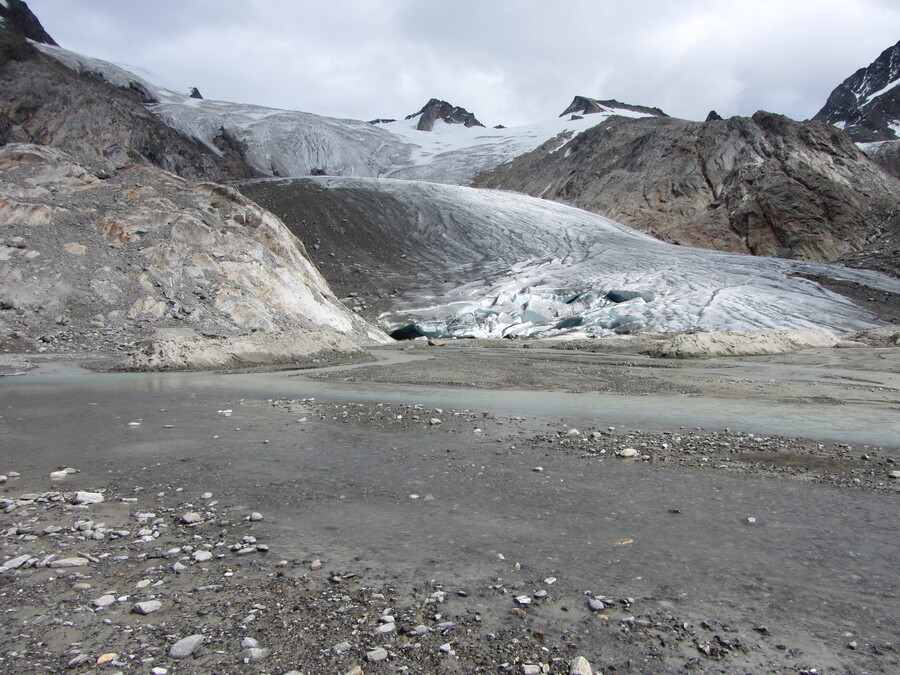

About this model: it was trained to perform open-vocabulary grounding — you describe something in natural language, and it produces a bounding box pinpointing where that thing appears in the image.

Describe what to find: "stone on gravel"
[49,557,89,568]
[0,554,31,571]
[333,641,352,654]
[344,667,364,675]
[522,665,542,675]
[169,634,204,659]
[73,491,104,504]
[93,594,116,608]
[240,647,270,663]
[180,512,203,524]
[133,600,163,615]
[616,448,639,458]
[569,655,593,675]
[192,550,213,562]
[248,512,264,521]
[366,647,389,662]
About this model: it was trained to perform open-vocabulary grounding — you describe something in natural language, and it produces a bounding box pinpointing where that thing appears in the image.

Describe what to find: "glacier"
[241,177,899,339]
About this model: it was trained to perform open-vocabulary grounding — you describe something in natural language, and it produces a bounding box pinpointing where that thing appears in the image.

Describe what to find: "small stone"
[172,562,188,574]
[192,550,213,563]
[73,491,104,505]
[133,600,163,615]
[49,470,69,481]
[310,559,322,570]
[96,653,117,666]
[588,598,605,611]
[240,647,270,663]
[374,622,395,634]
[616,448,639,458]
[180,512,203,525]
[747,517,757,525]
[569,655,593,675]
[169,634,204,659]
[93,594,116,608]
[49,557,89,568]
[241,637,261,649]
[889,470,900,480]
[366,647,388,662]
[151,668,168,675]
[201,492,213,499]
[247,512,263,521]
[345,667,364,675]
[333,641,352,654]
[515,595,532,605]
[522,665,542,675]
[429,418,442,425]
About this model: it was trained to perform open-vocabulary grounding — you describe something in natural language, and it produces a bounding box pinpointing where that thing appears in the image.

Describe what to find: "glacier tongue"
[240,177,899,340]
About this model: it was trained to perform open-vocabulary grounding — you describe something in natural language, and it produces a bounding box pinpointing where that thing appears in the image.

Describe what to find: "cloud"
[26,0,900,126]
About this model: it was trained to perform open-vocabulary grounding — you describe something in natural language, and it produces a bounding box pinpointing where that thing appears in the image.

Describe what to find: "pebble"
[616,448,639,458]
[169,634,204,659]
[515,595,532,605]
[522,665,542,675]
[247,512,264,521]
[73,491,104,505]
[180,512,203,524]
[569,655,593,675]
[49,557,89,568]
[333,641,352,654]
[366,647,389,662]
[193,550,213,562]
[93,594,117,608]
[344,667,364,675]
[240,647,271,663]
[374,621,395,634]
[133,600,162,615]
[241,637,260,649]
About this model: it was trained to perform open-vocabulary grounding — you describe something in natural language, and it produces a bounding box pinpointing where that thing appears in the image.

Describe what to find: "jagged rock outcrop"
[405,98,484,131]
[560,95,667,118]
[814,39,900,142]
[0,0,57,45]
[0,25,253,181]
[0,144,387,363]
[473,111,900,264]
[706,110,724,122]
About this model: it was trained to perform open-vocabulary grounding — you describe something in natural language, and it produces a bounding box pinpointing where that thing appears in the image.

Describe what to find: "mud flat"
[0,340,898,673]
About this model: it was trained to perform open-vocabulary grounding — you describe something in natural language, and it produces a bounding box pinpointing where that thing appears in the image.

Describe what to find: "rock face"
[473,111,900,263]
[405,98,484,131]
[0,0,57,46]
[560,95,667,119]
[0,144,387,364]
[814,39,900,142]
[0,29,252,182]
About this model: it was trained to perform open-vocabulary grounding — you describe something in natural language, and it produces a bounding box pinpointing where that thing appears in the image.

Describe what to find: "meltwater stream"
[8,348,899,448]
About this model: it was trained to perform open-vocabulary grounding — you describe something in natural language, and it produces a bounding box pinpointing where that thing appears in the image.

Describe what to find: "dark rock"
[367,118,396,125]
[814,39,900,142]
[188,86,203,99]
[0,0,58,46]
[705,110,724,121]
[405,98,484,131]
[560,95,668,118]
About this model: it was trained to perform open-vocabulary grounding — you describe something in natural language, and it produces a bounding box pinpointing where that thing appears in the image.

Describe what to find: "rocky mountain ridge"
[473,111,899,267]
[560,95,667,119]
[814,39,900,142]
[403,98,484,131]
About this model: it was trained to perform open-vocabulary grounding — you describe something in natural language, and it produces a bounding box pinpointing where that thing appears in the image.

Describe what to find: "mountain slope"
[814,39,900,142]
[0,144,386,364]
[473,112,899,265]
[31,42,664,185]
[239,176,898,339]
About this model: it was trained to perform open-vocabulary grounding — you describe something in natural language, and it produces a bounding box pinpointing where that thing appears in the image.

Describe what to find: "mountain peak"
[560,95,667,119]
[814,39,900,142]
[0,0,57,45]
[405,98,484,131]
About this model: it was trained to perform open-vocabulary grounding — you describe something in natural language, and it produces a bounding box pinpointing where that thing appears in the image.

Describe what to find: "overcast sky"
[26,0,900,127]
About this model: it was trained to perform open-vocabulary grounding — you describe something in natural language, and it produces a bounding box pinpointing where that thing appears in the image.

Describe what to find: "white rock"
[192,550,213,563]
[49,470,69,481]
[49,557,89,568]
[374,622,395,634]
[93,594,116,608]
[569,655,593,675]
[515,595,532,605]
[180,512,203,524]
[616,448,639,458]
[133,600,162,615]
[73,491,104,505]
[247,512,263,521]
